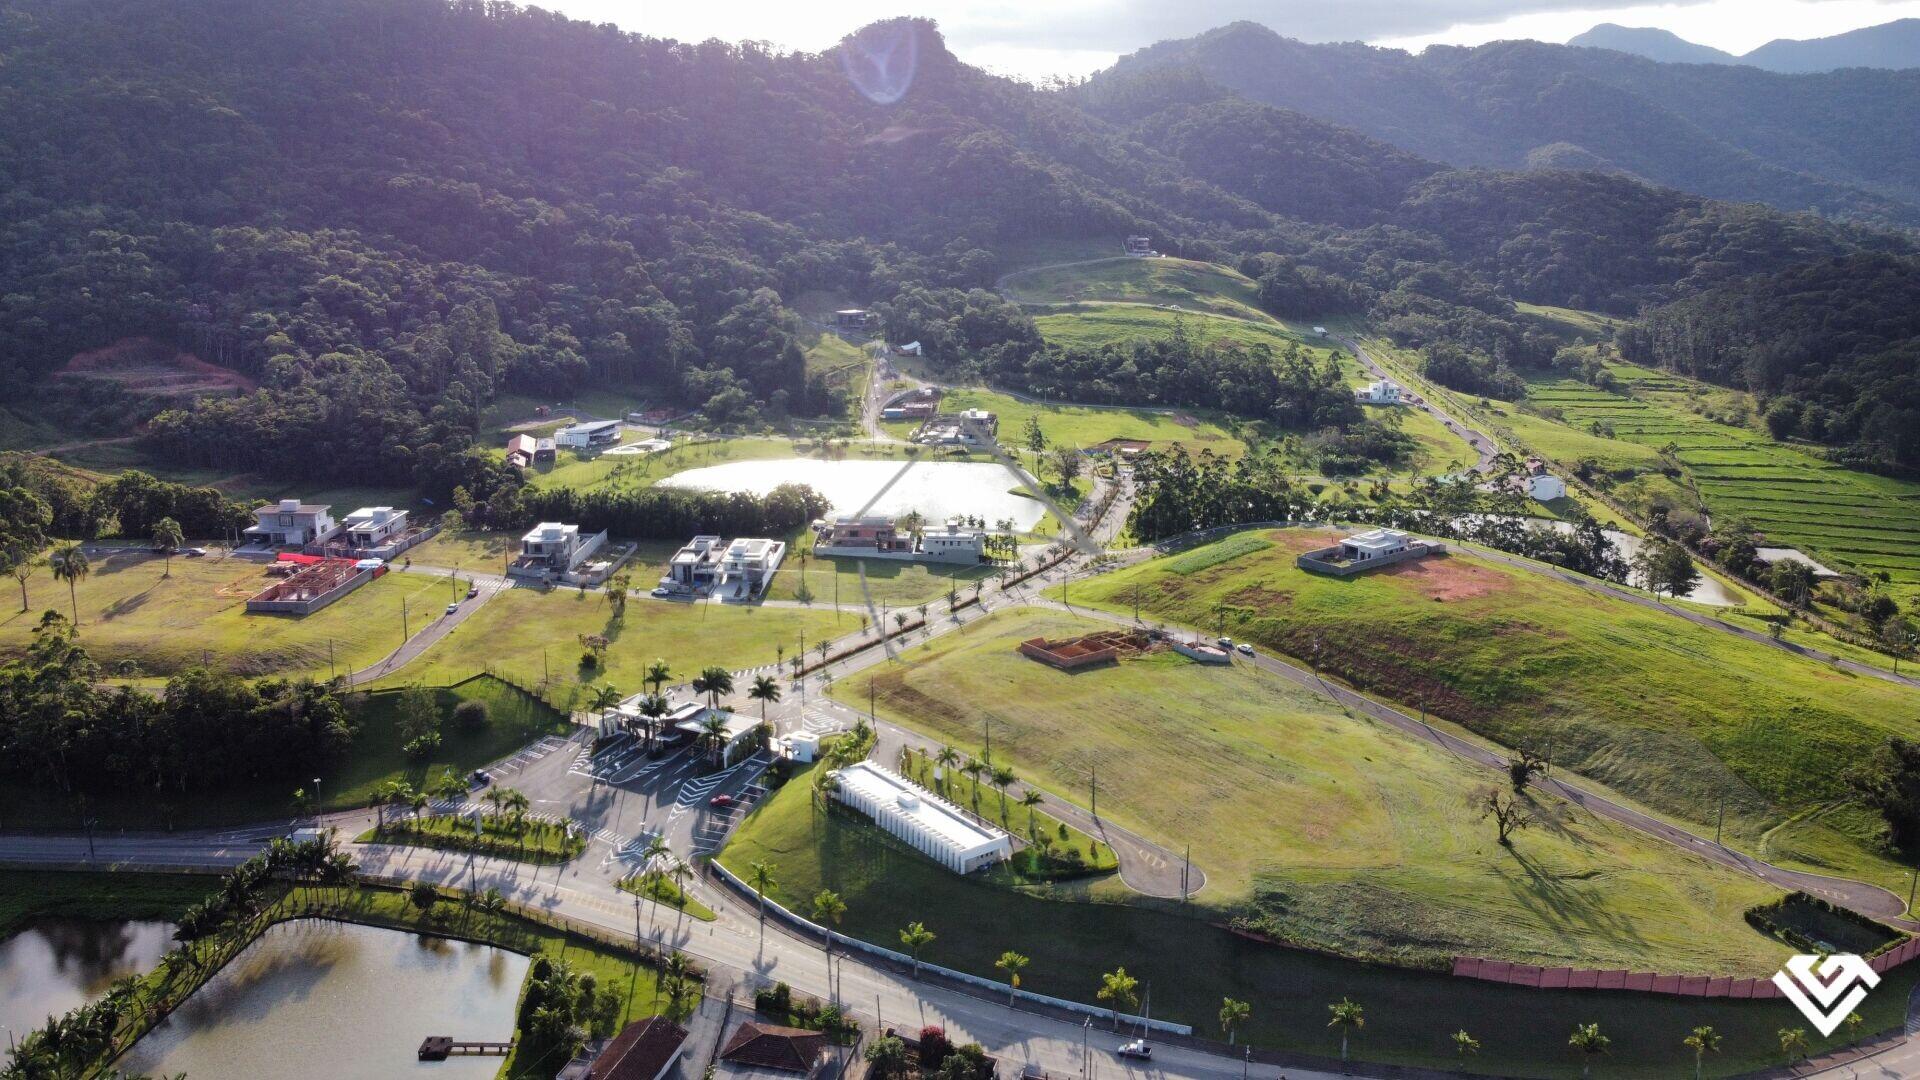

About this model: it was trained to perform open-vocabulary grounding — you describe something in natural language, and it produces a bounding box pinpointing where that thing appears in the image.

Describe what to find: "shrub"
[918,1026,953,1069]
[755,982,793,1016]
[453,699,490,731]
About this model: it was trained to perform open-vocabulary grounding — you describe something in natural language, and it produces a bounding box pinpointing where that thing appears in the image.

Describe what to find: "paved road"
[345,566,512,685]
[1337,334,1497,473]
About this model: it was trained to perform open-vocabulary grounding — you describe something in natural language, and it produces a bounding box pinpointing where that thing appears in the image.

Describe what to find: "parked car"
[445,602,459,615]
[470,770,491,787]
[651,586,672,598]
[1116,1041,1152,1061]
[709,794,736,809]
[184,547,207,557]
[1216,636,1233,648]
[1236,643,1255,656]
[466,585,479,599]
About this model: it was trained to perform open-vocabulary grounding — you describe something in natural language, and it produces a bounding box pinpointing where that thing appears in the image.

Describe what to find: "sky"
[541,0,1920,80]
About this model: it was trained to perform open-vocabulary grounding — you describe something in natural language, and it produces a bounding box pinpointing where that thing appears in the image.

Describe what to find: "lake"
[120,919,528,1079]
[0,918,175,1038]
[658,458,1050,531]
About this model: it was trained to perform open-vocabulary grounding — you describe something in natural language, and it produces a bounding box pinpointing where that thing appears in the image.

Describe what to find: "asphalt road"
[1337,334,1497,473]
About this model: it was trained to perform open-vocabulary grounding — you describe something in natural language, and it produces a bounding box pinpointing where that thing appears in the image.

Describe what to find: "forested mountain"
[1098,21,1920,229]
[1569,19,1920,73]
[0,0,1915,484]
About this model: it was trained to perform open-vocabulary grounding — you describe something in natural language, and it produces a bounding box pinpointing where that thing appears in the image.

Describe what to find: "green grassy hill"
[1061,528,1920,895]
[999,257,1274,322]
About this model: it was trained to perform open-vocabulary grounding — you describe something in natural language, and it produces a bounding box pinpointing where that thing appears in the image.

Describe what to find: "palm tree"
[934,746,961,795]
[1452,1030,1480,1060]
[748,860,777,940]
[748,675,781,721]
[990,767,1016,825]
[1328,998,1365,1071]
[696,665,735,709]
[1018,790,1045,842]
[479,886,505,918]
[590,683,623,729]
[961,760,987,813]
[1683,1026,1719,1080]
[151,517,184,577]
[995,950,1029,1006]
[645,659,673,695]
[499,787,530,854]
[1777,1027,1807,1066]
[51,542,88,627]
[810,889,846,989]
[667,858,694,925]
[699,713,730,766]
[1219,998,1250,1047]
[1098,967,1139,1031]
[1569,1023,1610,1079]
[900,921,935,978]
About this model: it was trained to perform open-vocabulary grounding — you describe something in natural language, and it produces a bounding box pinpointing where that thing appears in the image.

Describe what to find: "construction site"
[1017,629,1154,671]
[244,555,380,616]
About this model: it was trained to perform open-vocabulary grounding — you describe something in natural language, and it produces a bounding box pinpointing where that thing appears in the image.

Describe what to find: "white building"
[245,499,337,548]
[663,535,725,593]
[918,520,987,564]
[555,419,622,448]
[718,538,786,601]
[339,506,408,549]
[830,761,1011,874]
[1340,528,1413,561]
[511,522,607,577]
[1355,379,1403,405]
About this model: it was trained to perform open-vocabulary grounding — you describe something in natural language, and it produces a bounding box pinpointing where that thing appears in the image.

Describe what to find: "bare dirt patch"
[1270,529,1342,555]
[1376,555,1509,601]
[59,338,255,398]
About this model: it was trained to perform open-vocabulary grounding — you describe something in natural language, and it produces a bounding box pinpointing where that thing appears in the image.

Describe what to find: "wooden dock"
[418,1036,514,1061]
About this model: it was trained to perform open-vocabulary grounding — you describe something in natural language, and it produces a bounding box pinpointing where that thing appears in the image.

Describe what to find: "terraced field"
[1523,368,1920,597]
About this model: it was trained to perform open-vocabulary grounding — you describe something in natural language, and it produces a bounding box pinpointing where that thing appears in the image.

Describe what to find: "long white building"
[830,761,1011,874]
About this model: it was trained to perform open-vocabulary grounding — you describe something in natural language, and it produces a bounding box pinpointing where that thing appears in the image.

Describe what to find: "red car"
[709,794,737,809]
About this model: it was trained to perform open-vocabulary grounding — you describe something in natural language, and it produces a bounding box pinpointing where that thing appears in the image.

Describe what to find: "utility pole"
[1714,793,1724,847]
[983,719,991,763]
[1909,863,1917,913]
[402,597,409,641]
[1090,766,1097,820]
[328,638,335,681]
[1181,845,1190,904]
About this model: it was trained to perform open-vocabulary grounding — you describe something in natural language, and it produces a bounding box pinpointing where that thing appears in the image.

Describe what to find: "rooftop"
[1343,528,1411,552]
[832,761,1006,856]
[720,1022,828,1074]
[523,521,580,543]
[590,1017,688,1080]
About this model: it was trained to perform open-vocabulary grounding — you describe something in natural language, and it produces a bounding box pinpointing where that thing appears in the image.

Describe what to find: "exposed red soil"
[1376,555,1509,601]
[59,337,255,397]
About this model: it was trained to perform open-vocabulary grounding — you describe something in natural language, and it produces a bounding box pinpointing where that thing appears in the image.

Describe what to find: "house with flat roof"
[676,709,763,764]
[1124,235,1154,256]
[1297,528,1443,576]
[718,538,786,601]
[506,434,537,467]
[535,437,557,463]
[1355,379,1403,405]
[244,499,338,549]
[556,419,623,448]
[832,309,874,331]
[811,516,984,565]
[509,522,608,579]
[662,535,726,593]
[830,761,1011,874]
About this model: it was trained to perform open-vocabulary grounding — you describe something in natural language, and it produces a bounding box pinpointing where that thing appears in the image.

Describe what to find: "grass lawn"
[521,435,813,494]
[370,587,857,711]
[1031,302,1340,365]
[358,813,587,864]
[0,550,465,682]
[894,746,1118,881]
[999,257,1275,324]
[1059,528,1920,898]
[832,607,1785,971]
[616,873,716,922]
[929,386,1251,460]
[722,759,1909,1077]
[762,546,1000,608]
[0,870,211,938]
[0,674,570,830]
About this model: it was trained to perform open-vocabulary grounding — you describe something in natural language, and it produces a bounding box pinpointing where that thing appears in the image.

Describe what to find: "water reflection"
[659,458,1049,530]
[0,918,175,1038]
[120,919,528,1079]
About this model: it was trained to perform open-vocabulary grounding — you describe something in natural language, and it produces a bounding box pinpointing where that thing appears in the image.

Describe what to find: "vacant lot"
[724,752,1905,1077]
[371,586,856,710]
[1061,530,1920,896]
[0,551,456,681]
[832,608,1783,972]
[928,385,1251,460]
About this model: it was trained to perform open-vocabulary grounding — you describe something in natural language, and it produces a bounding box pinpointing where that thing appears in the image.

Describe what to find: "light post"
[313,777,323,825]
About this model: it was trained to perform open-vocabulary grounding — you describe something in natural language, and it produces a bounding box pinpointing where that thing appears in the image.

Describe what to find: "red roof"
[275,552,324,565]
[591,1017,688,1080]
[719,1022,828,1073]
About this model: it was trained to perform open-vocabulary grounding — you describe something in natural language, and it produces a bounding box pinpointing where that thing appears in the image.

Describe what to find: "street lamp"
[313,778,323,825]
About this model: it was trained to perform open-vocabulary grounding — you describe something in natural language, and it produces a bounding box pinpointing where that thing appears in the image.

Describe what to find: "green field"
[762,546,998,608]
[0,870,211,937]
[0,550,462,681]
[0,673,569,829]
[372,587,856,709]
[999,257,1276,323]
[832,607,1784,971]
[930,386,1252,459]
[519,434,815,494]
[1059,529,1920,897]
[722,755,1909,1077]
[1031,302,1344,364]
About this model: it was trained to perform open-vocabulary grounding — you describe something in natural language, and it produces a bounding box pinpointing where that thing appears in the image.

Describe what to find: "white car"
[445,602,459,615]
[1236,643,1255,656]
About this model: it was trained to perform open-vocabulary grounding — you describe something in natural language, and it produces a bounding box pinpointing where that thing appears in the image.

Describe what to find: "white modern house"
[555,419,622,448]
[510,521,608,579]
[1297,527,1444,576]
[718,538,786,601]
[811,515,985,565]
[340,507,408,548]
[830,761,1011,874]
[1355,379,1403,405]
[662,535,726,593]
[244,499,337,549]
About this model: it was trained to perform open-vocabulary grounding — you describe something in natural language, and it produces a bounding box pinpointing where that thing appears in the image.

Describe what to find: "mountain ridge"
[1568,17,1920,72]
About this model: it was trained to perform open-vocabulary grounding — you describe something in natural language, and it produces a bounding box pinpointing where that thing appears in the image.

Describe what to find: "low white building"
[339,506,408,549]
[1339,528,1413,561]
[663,535,725,593]
[510,521,607,578]
[830,761,1012,874]
[555,419,622,448]
[1355,379,1403,405]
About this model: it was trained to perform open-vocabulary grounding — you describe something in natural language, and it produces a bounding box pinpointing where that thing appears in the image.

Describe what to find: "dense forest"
[1,0,1916,486]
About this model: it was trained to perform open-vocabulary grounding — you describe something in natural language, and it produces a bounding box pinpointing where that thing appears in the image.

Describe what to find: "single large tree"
[50,542,88,627]
[151,517,184,577]
[644,659,673,695]
[748,674,781,721]
[747,860,777,940]
[1098,967,1139,1031]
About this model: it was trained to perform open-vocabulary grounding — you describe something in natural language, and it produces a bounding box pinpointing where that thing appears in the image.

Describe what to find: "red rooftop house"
[565,1016,688,1080]
[719,1022,831,1075]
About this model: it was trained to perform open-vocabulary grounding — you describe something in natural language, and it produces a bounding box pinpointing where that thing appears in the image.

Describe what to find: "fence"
[1452,936,1920,996]
[706,860,1192,1035]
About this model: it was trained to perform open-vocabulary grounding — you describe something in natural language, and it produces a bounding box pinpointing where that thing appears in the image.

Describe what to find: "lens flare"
[841,22,919,105]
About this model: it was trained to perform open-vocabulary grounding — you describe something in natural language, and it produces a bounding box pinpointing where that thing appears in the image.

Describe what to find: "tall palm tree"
[645,659,673,695]
[1328,998,1365,1070]
[1776,1028,1807,1067]
[1018,790,1045,842]
[900,921,935,978]
[995,950,1028,1006]
[699,713,730,766]
[748,675,781,722]
[748,860,777,940]
[810,888,846,992]
[151,517,184,577]
[590,683,623,733]
[990,767,1016,825]
[1219,998,1250,1047]
[961,760,987,813]
[637,692,670,748]
[1683,1026,1719,1080]
[499,787,530,854]
[1098,968,1140,1032]
[696,665,734,709]
[934,746,961,795]
[668,858,695,926]
[51,542,88,627]
[1569,1023,1609,1079]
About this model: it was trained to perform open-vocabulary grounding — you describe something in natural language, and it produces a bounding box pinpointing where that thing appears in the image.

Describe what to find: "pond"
[0,918,175,1039]
[119,920,528,1079]
[658,457,1051,531]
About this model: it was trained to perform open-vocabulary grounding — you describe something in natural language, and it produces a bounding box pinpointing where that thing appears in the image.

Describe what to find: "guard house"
[510,522,608,578]
[676,709,763,763]
[1297,528,1443,577]
[718,538,786,601]
[1124,235,1154,256]
[556,420,622,448]
[830,761,1011,874]
[663,535,726,593]
[245,500,337,549]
